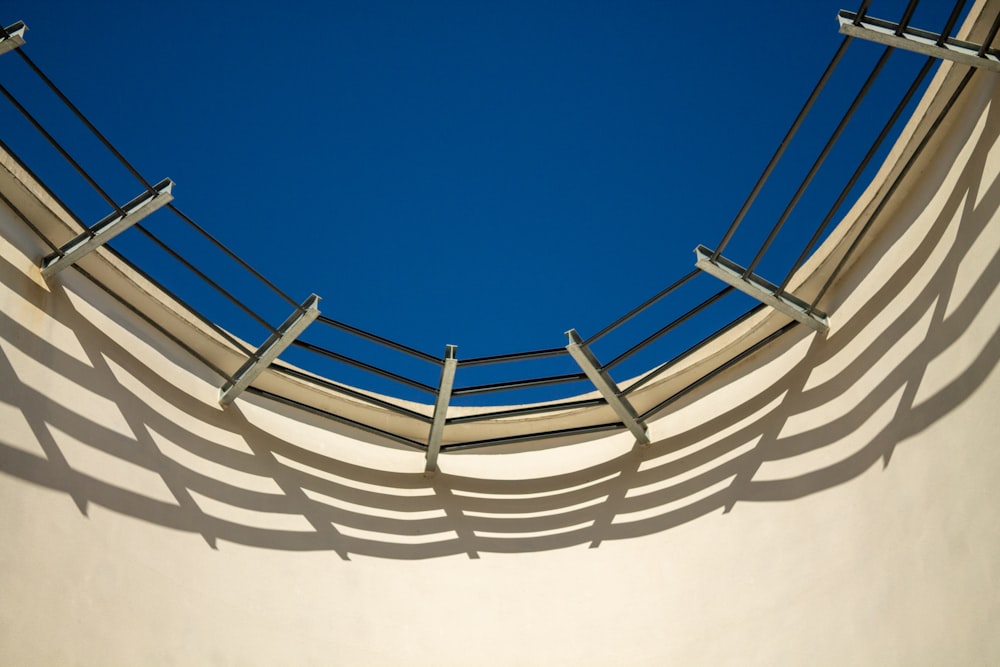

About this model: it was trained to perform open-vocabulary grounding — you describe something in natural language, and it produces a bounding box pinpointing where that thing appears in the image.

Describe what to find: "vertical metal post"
[219,294,321,406]
[565,329,650,446]
[425,344,458,475]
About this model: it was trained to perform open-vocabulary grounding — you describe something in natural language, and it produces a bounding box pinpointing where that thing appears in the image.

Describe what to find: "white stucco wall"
[1,7,999,665]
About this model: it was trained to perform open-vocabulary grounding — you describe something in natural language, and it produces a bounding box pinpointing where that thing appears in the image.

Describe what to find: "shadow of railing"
[2,1,987,444]
[1,83,996,559]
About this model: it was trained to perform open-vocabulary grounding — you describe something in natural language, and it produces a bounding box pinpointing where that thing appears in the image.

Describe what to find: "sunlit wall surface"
[1,2,999,666]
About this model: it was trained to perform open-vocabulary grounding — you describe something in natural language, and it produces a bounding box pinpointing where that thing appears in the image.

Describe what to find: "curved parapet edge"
[1,3,999,665]
[0,14,992,454]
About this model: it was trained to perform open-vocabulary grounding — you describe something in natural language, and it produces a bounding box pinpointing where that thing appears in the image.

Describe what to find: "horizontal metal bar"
[219,294,321,405]
[584,269,699,345]
[291,339,437,394]
[441,423,623,452]
[459,347,567,367]
[0,81,127,217]
[130,222,279,334]
[40,179,174,279]
[640,322,799,422]
[425,345,458,474]
[0,21,26,55]
[446,397,606,425]
[623,304,768,396]
[452,372,588,397]
[270,365,433,423]
[604,285,734,371]
[316,315,441,364]
[244,387,425,451]
[838,10,1000,72]
[167,204,300,308]
[694,245,829,332]
[566,329,649,446]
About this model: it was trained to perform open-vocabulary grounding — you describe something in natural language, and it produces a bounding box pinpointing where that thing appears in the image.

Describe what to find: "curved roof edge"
[0,0,994,452]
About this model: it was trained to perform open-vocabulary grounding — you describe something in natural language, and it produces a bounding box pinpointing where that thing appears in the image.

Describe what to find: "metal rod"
[808,67,976,313]
[10,43,156,193]
[777,55,935,295]
[566,329,649,446]
[167,204,300,308]
[743,46,893,278]
[460,347,567,367]
[640,322,799,421]
[895,0,921,36]
[623,304,768,396]
[130,223,279,334]
[452,372,587,397]
[245,387,426,451]
[219,294,321,405]
[854,0,873,25]
[315,315,440,364]
[584,269,698,345]
[3,190,243,380]
[271,365,432,423]
[425,345,458,474]
[977,7,1000,57]
[0,136,87,231]
[937,0,969,46]
[0,82,127,217]
[40,179,173,278]
[446,397,607,425]
[72,266,235,382]
[291,339,437,395]
[84,237,256,356]
[0,186,235,382]
[838,10,1000,72]
[712,36,852,259]
[604,285,734,371]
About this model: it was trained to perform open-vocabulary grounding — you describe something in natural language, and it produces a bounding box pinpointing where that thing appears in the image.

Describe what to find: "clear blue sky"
[0,1,964,402]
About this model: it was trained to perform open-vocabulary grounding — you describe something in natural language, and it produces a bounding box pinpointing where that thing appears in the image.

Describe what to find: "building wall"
[1,21,999,667]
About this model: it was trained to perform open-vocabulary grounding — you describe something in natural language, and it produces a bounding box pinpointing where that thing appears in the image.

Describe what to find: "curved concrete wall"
[2,10,1000,666]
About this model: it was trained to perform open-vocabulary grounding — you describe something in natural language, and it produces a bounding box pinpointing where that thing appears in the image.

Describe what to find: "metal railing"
[0,0,992,466]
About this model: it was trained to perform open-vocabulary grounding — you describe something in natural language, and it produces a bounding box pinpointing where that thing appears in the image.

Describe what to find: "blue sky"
[0,1,966,403]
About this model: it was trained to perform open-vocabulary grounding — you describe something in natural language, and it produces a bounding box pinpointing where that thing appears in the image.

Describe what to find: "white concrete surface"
[1,2,998,664]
